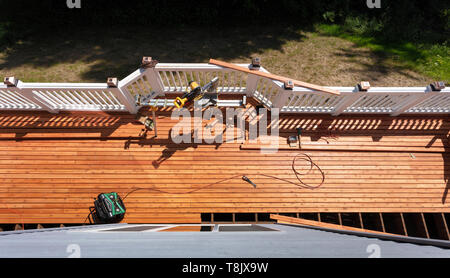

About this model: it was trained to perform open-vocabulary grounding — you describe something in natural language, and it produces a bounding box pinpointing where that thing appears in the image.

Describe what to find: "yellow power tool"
[174,77,218,108]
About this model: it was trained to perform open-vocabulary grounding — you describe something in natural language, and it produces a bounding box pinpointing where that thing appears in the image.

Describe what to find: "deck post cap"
[358,81,371,91]
[429,81,445,91]
[250,57,261,70]
[3,76,17,86]
[107,77,118,87]
[284,80,294,90]
[142,57,158,68]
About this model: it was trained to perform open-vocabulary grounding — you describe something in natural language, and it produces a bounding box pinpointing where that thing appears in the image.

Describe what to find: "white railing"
[1,62,449,115]
[1,80,136,114]
[275,85,450,115]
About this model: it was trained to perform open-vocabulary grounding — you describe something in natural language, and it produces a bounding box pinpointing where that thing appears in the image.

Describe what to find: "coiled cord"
[122,153,325,200]
[82,153,325,224]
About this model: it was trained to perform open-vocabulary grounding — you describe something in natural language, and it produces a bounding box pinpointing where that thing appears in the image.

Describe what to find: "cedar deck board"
[0,107,448,224]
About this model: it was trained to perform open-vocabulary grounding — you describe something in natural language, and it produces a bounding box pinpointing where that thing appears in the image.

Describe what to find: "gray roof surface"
[0,223,449,258]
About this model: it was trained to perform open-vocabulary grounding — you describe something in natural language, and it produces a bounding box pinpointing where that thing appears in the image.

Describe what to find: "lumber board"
[209,59,340,96]
[270,214,396,236]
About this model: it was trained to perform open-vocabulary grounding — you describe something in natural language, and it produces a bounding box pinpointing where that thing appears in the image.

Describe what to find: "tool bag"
[94,192,126,223]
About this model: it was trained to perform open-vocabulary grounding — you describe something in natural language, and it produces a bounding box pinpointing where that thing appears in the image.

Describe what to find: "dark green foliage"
[0,0,448,56]
[0,0,447,41]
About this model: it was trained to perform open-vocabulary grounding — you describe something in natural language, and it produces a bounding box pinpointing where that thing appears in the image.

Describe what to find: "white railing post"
[106,76,138,114]
[331,87,361,116]
[144,68,165,96]
[390,87,437,116]
[246,74,259,97]
[16,81,59,113]
[272,88,291,108]
[114,86,138,114]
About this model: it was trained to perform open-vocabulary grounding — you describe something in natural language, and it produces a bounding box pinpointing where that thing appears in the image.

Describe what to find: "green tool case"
[94,192,126,223]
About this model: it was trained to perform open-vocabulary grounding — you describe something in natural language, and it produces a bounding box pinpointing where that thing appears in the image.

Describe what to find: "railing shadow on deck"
[274,114,449,205]
[0,111,144,140]
[124,128,229,169]
[275,114,449,143]
[0,109,447,143]
[0,110,448,192]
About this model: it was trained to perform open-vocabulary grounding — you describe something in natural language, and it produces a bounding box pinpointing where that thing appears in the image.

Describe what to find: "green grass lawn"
[316,23,449,83]
[0,25,445,86]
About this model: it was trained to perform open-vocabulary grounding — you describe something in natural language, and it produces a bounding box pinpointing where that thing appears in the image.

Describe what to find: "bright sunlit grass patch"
[316,23,449,82]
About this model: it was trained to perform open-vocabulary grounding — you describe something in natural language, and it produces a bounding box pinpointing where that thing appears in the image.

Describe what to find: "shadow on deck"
[0,109,448,207]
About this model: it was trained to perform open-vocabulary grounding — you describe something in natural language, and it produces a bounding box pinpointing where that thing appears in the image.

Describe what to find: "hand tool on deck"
[174,77,219,108]
[242,176,257,188]
[288,128,303,148]
[135,106,158,137]
[136,114,154,130]
[297,127,302,146]
[209,59,340,96]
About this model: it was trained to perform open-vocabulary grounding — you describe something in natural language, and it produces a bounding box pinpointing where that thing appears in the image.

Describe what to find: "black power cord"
[83,153,325,224]
[121,153,325,198]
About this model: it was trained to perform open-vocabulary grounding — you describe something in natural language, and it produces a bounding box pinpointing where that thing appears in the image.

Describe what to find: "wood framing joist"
[271,214,396,236]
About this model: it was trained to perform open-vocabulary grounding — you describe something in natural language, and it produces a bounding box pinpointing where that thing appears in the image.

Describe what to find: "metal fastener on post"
[250,57,261,70]
[3,76,17,86]
[107,77,118,87]
[141,57,158,68]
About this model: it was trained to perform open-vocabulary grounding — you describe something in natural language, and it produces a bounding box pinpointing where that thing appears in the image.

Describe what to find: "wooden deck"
[0,104,448,224]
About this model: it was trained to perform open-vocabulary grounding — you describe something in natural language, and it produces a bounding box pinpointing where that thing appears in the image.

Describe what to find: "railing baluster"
[182,72,189,89]
[195,72,201,88]
[107,91,122,107]
[79,91,95,107]
[0,93,15,108]
[332,89,361,116]
[12,81,59,113]
[2,90,23,108]
[169,71,177,92]
[6,90,29,107]
[101,91,117,110]
[246,74,259,97]
[94,91,109,108]
[162,71,171,91]
[272,89,290,108]
[142,68,164,96]
[38,90,60,108]
[112,87,138,113]
[73,91,90,106]
[66,91,84,106]
[176,71,184,91]
[390,89,436,116]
